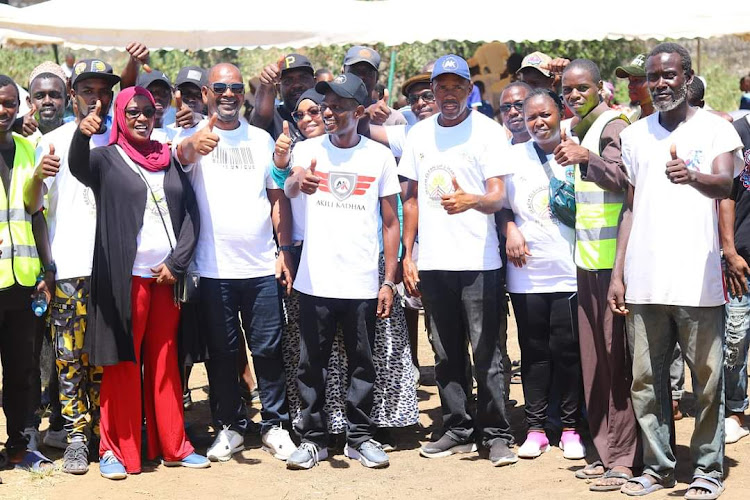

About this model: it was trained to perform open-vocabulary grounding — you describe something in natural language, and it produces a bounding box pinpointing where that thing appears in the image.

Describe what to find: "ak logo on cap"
[334,74,347,84]
[442,57,458,70]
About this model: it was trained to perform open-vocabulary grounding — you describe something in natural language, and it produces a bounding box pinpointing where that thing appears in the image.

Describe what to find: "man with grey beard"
[609,42,742,499]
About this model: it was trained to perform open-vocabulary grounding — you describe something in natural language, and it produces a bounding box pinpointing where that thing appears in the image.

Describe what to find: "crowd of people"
[0,39,748,499]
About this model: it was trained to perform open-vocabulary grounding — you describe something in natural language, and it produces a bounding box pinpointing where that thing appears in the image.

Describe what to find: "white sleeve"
[398,133,418,181]
[621,132,635,186]
[171,123,201,173]
[385,124,407,158]
[480,123,513,179]
[379,152,401,198]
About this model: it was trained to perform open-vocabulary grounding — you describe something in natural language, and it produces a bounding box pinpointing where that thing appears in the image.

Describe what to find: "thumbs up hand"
[666,143,694,184]
[79,100,102,137]
[35,143,60,180]
[300,158,320,195]
[440,176,479,214]
[173,90,198,129]
[273,120,293,168]
[193,113,220,156]
[125,41,151,72]
[260,56,284,86]
[21,103,39,137]
[553,127,589,166]
[366,87,392,125]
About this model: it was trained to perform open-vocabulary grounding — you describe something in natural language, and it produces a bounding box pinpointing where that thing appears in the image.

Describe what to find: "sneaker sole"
[491,454,520,466]
[344,444,389,469]
[207,444,244,462]
[419,442,477,458]
[100,471,127,480]
[261,445,292,461]
[518,444,550,459]
[162,459,210,469]
[559,442,585,460]
[286,448,329,470]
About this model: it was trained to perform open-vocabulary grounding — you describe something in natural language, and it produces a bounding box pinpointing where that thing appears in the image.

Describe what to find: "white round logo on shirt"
[424,165,455,207]
[83,186,96,215]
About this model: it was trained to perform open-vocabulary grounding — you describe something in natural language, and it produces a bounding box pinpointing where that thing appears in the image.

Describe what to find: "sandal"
[575,460,605,479]
[12,450,55,472]
[684,477,724,500]
[621,474,675,496]
[589,469,632,492]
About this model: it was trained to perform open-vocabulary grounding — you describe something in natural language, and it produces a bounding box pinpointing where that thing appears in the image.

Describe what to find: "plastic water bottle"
[31,276,48,317]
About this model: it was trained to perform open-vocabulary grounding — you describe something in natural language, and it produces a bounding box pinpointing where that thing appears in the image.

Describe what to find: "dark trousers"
[296,293,377,448]
[578,268,640,469]
[201,276,288,434]
[26,324,63,431]
[0,285,41,453]
[420,269,512,447]
[510,292,581,430]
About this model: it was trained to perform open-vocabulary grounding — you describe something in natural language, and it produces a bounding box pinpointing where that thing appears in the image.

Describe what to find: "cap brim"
[615,66,645,78]
[281,65,314,75]
[73,72,121,86]
[516,65,551,78]
[402,73,431,97]
[176,80,202,88]
[315,81,365,105]
[344,57,378,70]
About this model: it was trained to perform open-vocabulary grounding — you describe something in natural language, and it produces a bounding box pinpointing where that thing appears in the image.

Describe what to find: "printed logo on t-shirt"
[527,185,556,227]
[741,150,750,191]
[318,171,375,201]
[82,186,96,216]
[683,149,704,171]
[145,186,168,220]
[210,146,256,170]
[424,165,455,208]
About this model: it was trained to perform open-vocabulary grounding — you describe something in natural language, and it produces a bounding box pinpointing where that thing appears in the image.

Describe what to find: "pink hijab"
[109,86,171,172]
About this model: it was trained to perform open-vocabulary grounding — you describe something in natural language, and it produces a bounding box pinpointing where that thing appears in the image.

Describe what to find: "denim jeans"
[725,280,750,414]
[628,304,724,482]
[420,269,513,447]
[201,276,288,434]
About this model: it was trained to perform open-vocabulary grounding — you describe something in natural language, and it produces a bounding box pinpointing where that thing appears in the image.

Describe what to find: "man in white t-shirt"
[174,63,296,464]
[282,73,400,470]
[23,58,121,475]
[609,43,743,498]
[400,54,516,466]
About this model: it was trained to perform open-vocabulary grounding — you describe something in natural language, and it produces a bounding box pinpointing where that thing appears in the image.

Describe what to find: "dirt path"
[1,312,748,500]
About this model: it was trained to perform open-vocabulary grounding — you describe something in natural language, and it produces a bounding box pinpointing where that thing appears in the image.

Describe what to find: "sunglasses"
[211,82,245,94]
[124,106,156,119]
[407,91,436,105]
[498,101,524,113]
[292,106,321,122]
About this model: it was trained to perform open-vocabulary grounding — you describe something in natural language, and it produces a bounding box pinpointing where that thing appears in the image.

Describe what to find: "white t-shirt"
[173,119,278,279]
[292,135,400,299]
[384,124,411,158]
[37,121,109,280]
[503,142,577,294]
[621,108,743,307]
[399,111,511,271]
[151,127,178,144]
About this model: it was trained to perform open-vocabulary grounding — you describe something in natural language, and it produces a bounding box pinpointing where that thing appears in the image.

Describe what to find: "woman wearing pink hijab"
[69,86,206,479]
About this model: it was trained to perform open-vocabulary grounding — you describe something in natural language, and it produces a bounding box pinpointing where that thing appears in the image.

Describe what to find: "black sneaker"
[489,440,518,467]
[63,441,90,474]
[419,434,477,458]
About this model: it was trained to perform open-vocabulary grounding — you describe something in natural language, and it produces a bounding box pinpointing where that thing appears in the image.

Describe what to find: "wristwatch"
[43,261,57,275]
[381,280,397,293]
[279,245,295,252]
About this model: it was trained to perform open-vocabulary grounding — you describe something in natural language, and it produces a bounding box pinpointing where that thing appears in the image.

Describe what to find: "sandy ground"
[1,311,749,500]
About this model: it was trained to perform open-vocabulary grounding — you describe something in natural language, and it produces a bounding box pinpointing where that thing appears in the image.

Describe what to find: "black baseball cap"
[295,88,325,110]
[71,58,120,87]
[343,46,380,70]
[136,70,171,89]
[175,66,206,89]
[315,73,368,106]
[280,54,314,75]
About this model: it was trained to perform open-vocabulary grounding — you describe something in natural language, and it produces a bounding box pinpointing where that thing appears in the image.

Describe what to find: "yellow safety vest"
[0,134,41,289]
[573,109,629,271]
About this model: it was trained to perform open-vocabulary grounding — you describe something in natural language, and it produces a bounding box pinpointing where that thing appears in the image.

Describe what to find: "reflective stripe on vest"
[0,134,41,289]
[573,109,629,271]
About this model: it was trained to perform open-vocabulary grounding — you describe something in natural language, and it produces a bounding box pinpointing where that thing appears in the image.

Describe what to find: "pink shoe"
[559,430,586,460]
[518,431,550,458]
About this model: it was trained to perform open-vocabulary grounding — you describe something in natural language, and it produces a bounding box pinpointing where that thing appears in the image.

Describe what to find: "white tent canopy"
[0,0,749,51]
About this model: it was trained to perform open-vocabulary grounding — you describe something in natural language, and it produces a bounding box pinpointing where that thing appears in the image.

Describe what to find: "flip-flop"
[575,460,605,479]
[589,469,632,492]
[12,450,55,472]
[620,475,675,496]
[684,477,724,500]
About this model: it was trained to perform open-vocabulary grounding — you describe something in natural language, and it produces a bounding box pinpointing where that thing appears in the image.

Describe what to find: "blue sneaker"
[162,452,210,469]
[344,439,389,468]
[99,450,127,480]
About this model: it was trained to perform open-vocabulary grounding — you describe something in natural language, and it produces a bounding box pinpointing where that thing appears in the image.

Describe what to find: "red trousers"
[99,277,193,473]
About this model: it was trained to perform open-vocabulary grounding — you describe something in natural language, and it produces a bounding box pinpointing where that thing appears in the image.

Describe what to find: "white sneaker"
[725,417,750,444]
[261,426,296,460]
[206,427,244,462]
[43,428,69,450]
[23,427,41,452]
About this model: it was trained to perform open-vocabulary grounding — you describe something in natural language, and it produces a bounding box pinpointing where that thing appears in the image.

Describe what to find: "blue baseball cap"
[431,54,471,81]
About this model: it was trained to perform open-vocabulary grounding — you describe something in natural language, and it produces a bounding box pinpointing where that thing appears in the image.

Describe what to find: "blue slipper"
[13,450,55,472]
[621,475,676,496]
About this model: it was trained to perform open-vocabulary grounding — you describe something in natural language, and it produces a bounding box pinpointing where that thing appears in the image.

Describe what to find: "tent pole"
[697,38,701,75]
[387,49,397,106]
[52,43,59,64]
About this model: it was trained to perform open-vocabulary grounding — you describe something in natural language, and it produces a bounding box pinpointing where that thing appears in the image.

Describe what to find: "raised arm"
[249,59,282,130]
[24,143,59,214]
[69,100,103,188]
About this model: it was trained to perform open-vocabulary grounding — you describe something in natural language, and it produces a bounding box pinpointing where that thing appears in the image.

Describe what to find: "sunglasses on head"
[498,101,524,113]
[407,91,436,105]
[211,82,245,94]
[124,106,156,119]
[292,106,321,122]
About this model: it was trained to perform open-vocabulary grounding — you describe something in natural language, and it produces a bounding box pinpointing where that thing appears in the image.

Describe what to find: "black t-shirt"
[731,117,750,262]
[265,104,303,142]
